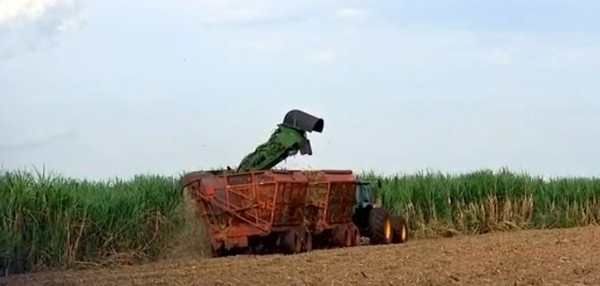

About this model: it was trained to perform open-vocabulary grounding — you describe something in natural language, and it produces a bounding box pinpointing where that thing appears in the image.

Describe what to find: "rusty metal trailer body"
[182,168,364,256]
[184,169,313,255]
[303,170,362,248]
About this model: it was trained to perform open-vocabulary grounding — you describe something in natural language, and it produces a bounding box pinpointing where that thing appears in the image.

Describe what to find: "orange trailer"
[304,170,361,248]
[181,169,362,256]
[182,170,312,256]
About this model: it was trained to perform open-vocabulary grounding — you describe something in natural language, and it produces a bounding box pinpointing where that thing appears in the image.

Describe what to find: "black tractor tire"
[300,226,313,252]
[281,228,302,254]
[210,244,225,258]
[391,214,409,243]
[368,207,393,244]
[348,223,361,246]
[332,224,351,247]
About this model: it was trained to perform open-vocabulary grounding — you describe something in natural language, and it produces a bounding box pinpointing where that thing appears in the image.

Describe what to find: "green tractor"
[351,180,408,245]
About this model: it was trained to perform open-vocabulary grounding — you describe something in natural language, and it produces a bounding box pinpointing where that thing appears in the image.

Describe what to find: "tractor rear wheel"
[368,207,392,244]
[391,214,408,243]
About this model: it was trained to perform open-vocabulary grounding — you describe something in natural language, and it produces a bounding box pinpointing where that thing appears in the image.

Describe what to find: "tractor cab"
[356,181,373,208]
[355,180,383,210]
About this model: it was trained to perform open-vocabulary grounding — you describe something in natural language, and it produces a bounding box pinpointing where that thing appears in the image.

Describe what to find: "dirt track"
[2,226,600,286]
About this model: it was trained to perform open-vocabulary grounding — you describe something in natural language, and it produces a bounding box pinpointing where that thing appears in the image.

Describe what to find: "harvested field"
[3,226,600,286]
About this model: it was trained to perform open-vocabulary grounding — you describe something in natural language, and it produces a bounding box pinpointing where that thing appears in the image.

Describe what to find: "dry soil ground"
[2,226,600,286]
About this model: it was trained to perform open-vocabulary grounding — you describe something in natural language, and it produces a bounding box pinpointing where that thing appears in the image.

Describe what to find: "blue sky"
[1,0,599,179]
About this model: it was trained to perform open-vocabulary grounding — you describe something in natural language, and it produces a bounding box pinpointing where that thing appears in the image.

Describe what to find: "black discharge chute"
[283,109,324,133]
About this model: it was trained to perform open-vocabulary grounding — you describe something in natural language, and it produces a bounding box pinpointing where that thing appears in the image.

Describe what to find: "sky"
[1,0,600,180]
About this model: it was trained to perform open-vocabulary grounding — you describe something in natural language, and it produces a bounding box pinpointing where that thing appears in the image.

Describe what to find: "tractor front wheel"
[368,207,392,244]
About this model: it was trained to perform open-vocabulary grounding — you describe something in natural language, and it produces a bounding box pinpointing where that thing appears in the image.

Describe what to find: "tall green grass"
[361,168,600,238]
[0,169,181,276]
[2,167,600,275]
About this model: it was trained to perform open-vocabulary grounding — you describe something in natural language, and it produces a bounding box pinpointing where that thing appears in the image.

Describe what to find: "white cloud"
[0,0,52,23]
[475,49,516,66]
[0,0,84,58]
[335,8,369,20]
[173,0,277,25]
[0,128,77,152]
[543,46,600,68]
[173,0,354,27]
[202,8,264,24]
[236,40,284,53]
[306,48,337,63]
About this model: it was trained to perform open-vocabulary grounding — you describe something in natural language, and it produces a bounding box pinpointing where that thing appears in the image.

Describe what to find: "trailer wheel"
[209,243,225,258]
[332,225,352,247]
[301,227,313,252]
[348,223,361,246]
[343,226,353,247]
[391,214,408,243]
[282,228,302,254]
[368,207,392,244]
